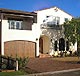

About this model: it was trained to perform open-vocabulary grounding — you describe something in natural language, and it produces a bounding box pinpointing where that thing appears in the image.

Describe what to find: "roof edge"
[0,8,37,16]
[34,6,73,18]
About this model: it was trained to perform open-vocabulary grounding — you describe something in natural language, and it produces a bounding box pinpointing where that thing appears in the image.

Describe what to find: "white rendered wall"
[1,20,41,56]
[35,7,73,56]
[36,7,72,25]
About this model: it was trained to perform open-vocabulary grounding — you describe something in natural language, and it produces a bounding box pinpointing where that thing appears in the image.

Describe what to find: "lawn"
[0,71,27,76]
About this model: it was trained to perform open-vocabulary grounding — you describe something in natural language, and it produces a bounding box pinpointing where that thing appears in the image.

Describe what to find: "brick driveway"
[25,57,80,73]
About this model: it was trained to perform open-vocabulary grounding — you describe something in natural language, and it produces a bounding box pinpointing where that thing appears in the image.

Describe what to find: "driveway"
[25,57,80,73]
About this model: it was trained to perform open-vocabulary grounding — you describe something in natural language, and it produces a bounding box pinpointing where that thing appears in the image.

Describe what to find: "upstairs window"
[8,18,33,30]
[8,20,22,30]
[64,18,68,22]
[43,16,60,25]
[47,16,60,27]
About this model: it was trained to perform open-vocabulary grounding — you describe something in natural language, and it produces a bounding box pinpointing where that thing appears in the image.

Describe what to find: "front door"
[39,38,43,53]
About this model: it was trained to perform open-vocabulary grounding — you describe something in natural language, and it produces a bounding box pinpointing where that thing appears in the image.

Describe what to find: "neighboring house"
[0,6,76,58]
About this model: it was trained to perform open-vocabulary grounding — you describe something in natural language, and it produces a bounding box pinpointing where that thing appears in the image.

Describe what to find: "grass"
[0,70,27,76]
[52,57,80,62]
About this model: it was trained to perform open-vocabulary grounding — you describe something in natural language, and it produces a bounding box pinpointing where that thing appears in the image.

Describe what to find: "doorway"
[39,37,43,53]
[39,35,50,54]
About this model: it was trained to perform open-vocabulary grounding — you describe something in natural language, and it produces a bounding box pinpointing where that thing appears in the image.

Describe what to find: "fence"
[0,55,17,71]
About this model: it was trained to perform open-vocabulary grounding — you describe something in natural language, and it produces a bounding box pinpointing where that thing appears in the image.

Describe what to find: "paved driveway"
[26,57,80,73]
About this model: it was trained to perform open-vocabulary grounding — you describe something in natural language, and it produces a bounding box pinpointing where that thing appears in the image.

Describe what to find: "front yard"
[0,57,80,75]
[0,71,27,76]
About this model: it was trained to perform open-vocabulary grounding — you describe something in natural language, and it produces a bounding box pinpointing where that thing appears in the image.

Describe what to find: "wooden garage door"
[4,40,36,58]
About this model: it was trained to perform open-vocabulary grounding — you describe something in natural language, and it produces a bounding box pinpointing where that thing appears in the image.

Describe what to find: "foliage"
[16,57,29,69]
[0,71,26,76]
[63,18,80,44]
[0,55,16,70]
[63,18,80,58]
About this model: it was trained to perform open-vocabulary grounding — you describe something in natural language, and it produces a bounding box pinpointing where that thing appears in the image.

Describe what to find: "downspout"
[0,11,2,55]
[0,11,3,55]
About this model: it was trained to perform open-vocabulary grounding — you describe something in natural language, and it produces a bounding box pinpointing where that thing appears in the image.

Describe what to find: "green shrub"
[16,57,29,69]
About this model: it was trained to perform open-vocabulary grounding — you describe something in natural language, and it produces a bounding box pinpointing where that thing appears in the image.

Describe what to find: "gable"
[35,6,73,18]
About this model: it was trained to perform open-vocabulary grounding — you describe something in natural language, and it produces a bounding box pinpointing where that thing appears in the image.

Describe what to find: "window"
[47,16,60,27]
[16,22,20,29]
[64,18,68,22]
[10,21,15,29]
[9,20,22,30]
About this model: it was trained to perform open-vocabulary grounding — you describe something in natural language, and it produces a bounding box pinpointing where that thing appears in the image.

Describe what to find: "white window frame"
[9,20,22,30]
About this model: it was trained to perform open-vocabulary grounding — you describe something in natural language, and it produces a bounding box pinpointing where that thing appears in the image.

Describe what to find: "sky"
[0,0,80,17]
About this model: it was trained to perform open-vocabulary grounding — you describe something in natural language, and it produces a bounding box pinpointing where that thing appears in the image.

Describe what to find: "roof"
[0,8,37,16]
[34,6,73,17]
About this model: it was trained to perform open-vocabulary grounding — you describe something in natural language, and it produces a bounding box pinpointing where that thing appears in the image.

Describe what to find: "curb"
[19,68,80,76]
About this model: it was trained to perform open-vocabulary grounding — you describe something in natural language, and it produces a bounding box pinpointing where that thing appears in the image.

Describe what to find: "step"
[39,54,52,58]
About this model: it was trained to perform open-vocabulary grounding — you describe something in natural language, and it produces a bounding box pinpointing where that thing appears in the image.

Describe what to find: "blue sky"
[0,0,80,17]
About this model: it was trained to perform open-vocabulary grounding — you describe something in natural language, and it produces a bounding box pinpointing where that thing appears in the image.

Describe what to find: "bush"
[16,57,29,69]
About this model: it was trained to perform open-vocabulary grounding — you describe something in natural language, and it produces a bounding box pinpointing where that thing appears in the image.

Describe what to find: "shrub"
[16,57,29,69]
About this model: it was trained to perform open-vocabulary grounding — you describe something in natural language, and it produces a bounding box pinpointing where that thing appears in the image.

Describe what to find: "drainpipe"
[0,12,4,55]
[36,38,39,57]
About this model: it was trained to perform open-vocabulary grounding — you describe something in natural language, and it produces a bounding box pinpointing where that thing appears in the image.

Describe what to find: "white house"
[0,7,76,58]
[35,6,74,57]
[0,8,39,58]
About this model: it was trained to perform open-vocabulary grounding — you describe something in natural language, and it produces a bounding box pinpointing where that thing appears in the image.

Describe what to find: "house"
[0,8,39,58]
[35,6,74,56]
[0,6,76,58]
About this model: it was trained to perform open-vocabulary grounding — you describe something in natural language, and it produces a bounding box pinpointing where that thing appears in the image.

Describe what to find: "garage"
[4,40,36,58]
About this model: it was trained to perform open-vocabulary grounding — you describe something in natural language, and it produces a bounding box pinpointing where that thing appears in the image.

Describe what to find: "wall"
[36,7,72,25]
[36,7,73,56]
[1,19,41,56]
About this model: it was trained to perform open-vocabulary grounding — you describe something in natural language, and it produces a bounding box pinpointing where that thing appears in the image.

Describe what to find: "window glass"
[9,20,22,30]
[16,22,20,29]
[10,21,15,29]
[8,19,32,30]
[65,18,68,22]
[48,17,60,25]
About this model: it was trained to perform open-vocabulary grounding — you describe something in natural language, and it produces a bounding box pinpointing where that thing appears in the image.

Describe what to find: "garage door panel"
[4,40,36,58]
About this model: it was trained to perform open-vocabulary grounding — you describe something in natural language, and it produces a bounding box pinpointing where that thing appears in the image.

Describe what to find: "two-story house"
[0,8,40,58]
[35,6,73,57]
[0,6,75,58]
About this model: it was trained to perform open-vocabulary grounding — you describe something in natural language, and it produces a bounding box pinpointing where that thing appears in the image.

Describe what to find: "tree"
[63,18,80,57]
